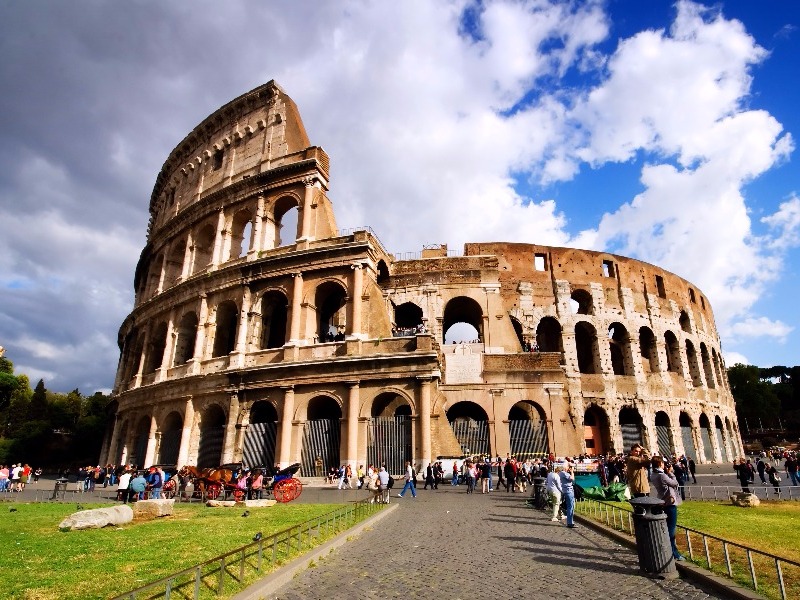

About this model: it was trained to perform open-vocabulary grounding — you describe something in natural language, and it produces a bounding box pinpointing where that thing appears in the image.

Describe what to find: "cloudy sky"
[1,0,799,394]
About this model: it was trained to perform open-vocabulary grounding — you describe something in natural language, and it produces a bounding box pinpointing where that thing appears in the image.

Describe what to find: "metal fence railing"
[575,498,800,600]
[680,485,800,501]
[112,499,384,599]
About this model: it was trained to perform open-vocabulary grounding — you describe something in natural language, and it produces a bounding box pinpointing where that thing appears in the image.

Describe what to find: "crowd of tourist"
[0,463,41,492]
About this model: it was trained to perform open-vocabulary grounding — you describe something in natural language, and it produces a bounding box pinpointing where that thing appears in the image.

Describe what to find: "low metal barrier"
[113,499,384,599]
[681,484,799,501]
[575,498,800,600]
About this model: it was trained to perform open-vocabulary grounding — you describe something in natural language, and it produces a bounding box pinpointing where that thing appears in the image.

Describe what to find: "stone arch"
[132,415,151,469]
[510,316,525,351]
[228,207,254,260]
[583,404,611,456]
[679,411,697,461]
[145,321,168,374]
[158,411,183,465]
[712,349,725,390]
[212,300,239,357]
[121,328,143,386]
[536,316,562,353]
[376,259,390,285]
[725,416,738,458]
[368,391,413,474]
[654,411,674,457]
[164,238,187,288]
[618,406,643,451]
[443,296,484,344]
[197,404,226,469]
[146,254,164,299]
[698,413,714,462]
[679,310,692,334]
[446,401,490,456]
[714,415,730,462]
[274,195,299,247]
[173,311,198,366]
[664,331,682,374]
[575,321,600,374]
[394,301,423,332]
[508,400,549,458]
[243,400,278,469]
[315,280,348,342]
[570,288,593,315]
[700,343,715,388]
[685,340,703,387]
[638,326,659,373]
[192,222,215,274]
[301,395,343,476]
[608,322,633,376]
[260,290,289,349]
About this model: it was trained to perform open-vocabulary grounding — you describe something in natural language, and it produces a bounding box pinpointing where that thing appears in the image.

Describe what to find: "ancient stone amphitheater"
[100,81,743,475]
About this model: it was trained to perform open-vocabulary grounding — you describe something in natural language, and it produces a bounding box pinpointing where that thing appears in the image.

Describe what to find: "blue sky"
[0,0,798,392]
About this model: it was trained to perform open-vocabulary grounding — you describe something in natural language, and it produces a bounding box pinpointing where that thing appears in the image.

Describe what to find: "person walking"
[734,457,752,493]
[397,461,417,498]
[625,444,650,498]
[756,456,767,484]
[688,457,697,484]
[545,465,563,521]
[558,462,577,528]
[451,461,459,486]
[785,454,799,487]
[766,464,782,494]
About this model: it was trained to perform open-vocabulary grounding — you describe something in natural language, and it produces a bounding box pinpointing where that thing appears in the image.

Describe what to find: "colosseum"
[100,81,743,475]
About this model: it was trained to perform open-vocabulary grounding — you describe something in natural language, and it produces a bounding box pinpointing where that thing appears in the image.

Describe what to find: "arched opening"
[700,343,716,388]
[145,322,168,374]
[376,260,390,285]
[212,300,239,357]
[638,326,659,373]
[699,413,714,462]
[654,411,674,457]
[575,321,600,374]
[712,349,725,390]
[228,208,253,260]
[685,340,703,387]
[146,254,164,299]
[368,392,412,474]
[158,412,183,465]
[508,401,549,458]
[608,322,633,376]
[714,415,730,462]
[664,331,682,374]
[725,417,738,458]
[197,405,226,469]
[443,296,483,344]
[301,396,342,476]
[164,239,186,288]
[192,223,215,274]
[315,281,347,342]
[260,291,289,349]
[394,302,423,335]
[679,412,697,461]
[447,401,489,456]
[510,316,525,351]
[127,332,146,385]
[244,401,278,469]
[570,289,593,315]
[536,317,562,353]
[274,196,299,247]
[619,407,643,451]
[133,416,150,469]
[173,312,198,366]
[113,421,128,465]
[583,405,610,456]
[679,310,692,334]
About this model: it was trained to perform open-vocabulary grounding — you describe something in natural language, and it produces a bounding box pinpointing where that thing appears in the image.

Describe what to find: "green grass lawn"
[1,501,352,599]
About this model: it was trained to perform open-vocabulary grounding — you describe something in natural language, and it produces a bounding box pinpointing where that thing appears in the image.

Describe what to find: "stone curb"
[574,513,764,600]
[232,503,398,600]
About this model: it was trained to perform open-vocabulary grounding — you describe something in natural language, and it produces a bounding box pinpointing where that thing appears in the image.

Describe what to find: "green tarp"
[579,482,628,501]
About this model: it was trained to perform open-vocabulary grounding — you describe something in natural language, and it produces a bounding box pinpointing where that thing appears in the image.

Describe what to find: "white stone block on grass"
[58,505,133,531]
[243,499,277,508]
[206,499,237,507]
[133,499,175,519]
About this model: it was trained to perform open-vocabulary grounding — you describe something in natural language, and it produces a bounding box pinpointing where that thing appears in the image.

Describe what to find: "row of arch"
[138,196,301,303]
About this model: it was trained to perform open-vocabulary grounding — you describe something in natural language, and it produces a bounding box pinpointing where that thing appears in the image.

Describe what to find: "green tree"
[29,378,48,421]
[728,363,781,430]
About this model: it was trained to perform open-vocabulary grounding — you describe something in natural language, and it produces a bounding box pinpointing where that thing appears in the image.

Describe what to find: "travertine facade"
[101,81,743,474]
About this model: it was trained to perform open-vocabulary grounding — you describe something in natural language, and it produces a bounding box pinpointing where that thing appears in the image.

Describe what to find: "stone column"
[278,386,295,469]
[133,328,150,388]
[190,294,209,374]
[156,258,167,295]
[417,376,432,471]
[349,263,364,339]
[230,288,251,368]
[345,382,360,466]
[210,209,226,268]
[298,177,315,241]
[143,415,158,467]
[157,309,177,382]
[288,273,304,344]
[102,413,123,466]
[221,393,240,464]
[250,194,266,256]
[182,231,194,279]
[176,397,195,467]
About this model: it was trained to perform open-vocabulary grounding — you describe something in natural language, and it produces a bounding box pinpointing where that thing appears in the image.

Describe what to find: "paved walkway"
[262,486,725,600]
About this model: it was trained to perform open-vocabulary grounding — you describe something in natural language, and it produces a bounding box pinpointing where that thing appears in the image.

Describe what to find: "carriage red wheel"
[206,483,221,500]
[233,488,245,502]
[273,478,302,502]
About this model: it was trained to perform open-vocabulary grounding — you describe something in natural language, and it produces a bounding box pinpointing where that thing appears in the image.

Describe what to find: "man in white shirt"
[545,466,563,521]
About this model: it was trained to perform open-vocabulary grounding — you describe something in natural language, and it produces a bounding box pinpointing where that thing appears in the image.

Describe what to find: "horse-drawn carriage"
[177,463,303,503]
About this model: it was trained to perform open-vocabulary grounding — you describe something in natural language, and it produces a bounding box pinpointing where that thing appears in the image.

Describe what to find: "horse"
[178,465,238,499]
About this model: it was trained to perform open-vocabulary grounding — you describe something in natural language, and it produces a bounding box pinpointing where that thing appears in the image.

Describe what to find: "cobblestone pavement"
[267,487,726,600]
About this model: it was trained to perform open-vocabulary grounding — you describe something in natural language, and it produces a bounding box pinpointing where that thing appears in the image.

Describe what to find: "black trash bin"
[531,477,546,509]
[50,478,68,501]
[628,496,676,578]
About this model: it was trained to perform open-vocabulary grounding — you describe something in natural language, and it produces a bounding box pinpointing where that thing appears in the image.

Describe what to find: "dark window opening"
[655,275,666,298]
[602,260,615,278]
[213,149,224,170]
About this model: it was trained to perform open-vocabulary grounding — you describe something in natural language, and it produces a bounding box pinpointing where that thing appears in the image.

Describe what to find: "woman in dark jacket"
[766,464,781,494]
[733,458,752,492]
